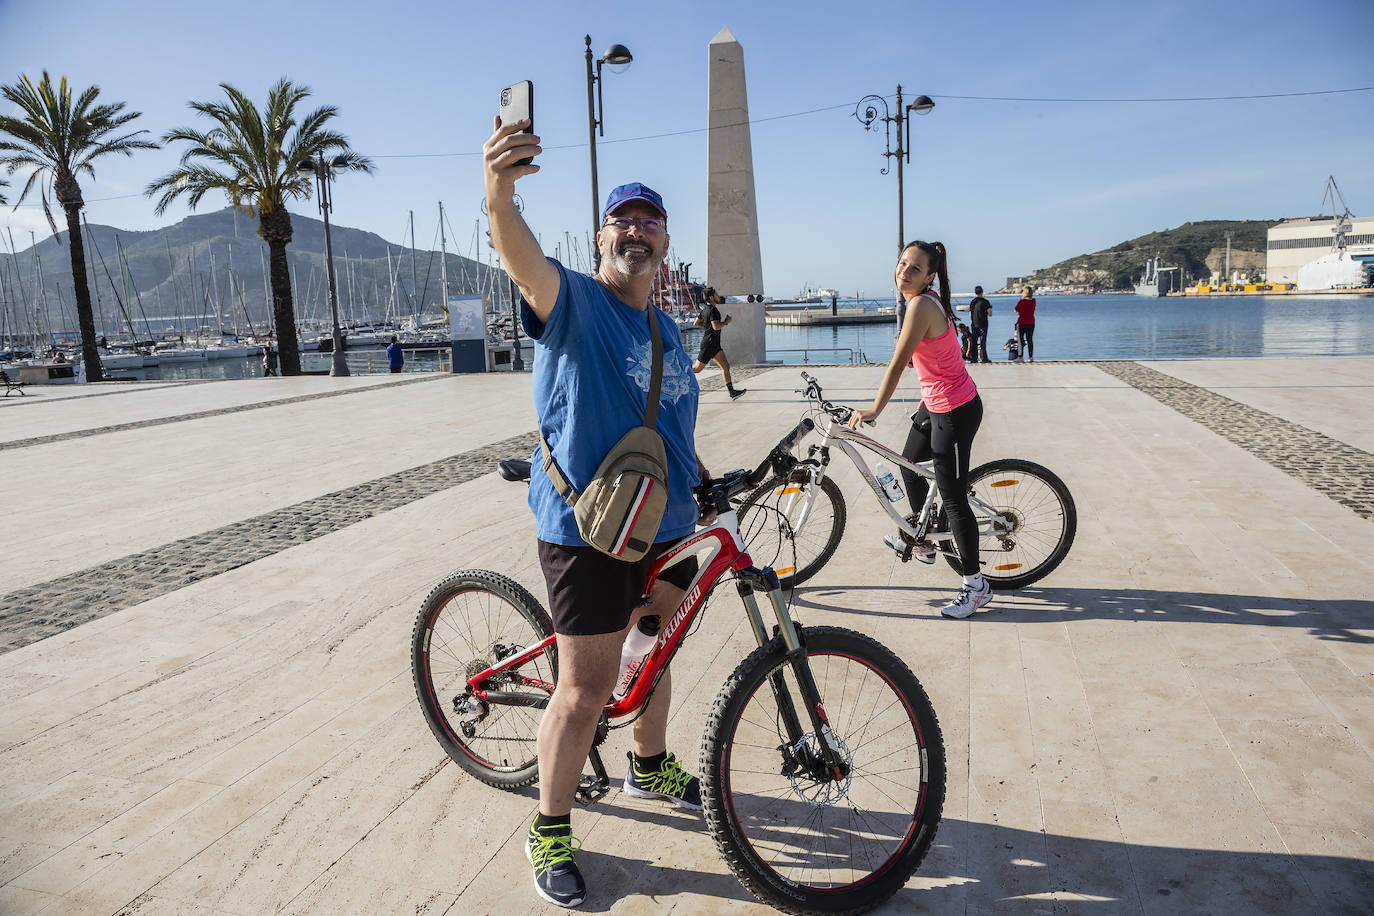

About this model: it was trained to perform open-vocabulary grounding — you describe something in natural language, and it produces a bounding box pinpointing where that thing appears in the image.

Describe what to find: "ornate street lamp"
[855,86,936,257]
[296,155,352,376]
[585,36,633,272]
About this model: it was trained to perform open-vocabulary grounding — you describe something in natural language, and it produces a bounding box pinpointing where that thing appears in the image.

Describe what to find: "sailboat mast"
[439,201,449,318]
[409,210,418,326]
[209,243,221,341]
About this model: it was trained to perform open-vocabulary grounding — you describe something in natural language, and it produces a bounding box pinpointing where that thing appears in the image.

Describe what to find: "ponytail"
[904,239,956,327]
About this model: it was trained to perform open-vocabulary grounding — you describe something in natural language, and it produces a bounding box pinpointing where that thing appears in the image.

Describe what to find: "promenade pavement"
[1,358,1371,915]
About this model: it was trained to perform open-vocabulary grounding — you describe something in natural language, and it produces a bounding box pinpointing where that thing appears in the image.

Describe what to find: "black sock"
[632,750,668,771]
[533,812,571,836]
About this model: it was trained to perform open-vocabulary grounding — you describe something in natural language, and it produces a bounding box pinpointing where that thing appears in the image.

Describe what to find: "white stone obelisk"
[707,27,766,366]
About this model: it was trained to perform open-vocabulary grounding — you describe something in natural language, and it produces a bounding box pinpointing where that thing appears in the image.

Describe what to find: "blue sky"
[2,0,1371,297]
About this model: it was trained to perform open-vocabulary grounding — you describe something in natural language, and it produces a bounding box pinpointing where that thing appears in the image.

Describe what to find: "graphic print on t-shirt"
[625,337,696,403]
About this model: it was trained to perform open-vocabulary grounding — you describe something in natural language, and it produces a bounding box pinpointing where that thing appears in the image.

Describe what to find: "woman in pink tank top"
[847,240,991,619]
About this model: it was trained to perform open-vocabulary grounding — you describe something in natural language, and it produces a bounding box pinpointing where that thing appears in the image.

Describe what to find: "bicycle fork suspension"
[735,571,850,782]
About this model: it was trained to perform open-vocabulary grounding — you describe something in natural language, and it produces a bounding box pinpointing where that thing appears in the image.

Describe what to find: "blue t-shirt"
[521,259,700,546]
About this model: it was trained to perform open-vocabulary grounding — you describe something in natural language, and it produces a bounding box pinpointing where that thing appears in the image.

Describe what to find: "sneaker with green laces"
[624,751,703,811]
[525,821,585,908]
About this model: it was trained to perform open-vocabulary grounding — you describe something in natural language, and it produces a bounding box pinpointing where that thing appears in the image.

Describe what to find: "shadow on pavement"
[792,584,1374,643]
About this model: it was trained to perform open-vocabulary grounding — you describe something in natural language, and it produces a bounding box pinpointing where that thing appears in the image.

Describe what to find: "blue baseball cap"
[603,182,666,219]
[975,285,983,294]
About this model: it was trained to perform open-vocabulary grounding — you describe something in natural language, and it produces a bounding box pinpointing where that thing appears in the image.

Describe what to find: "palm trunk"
[259,210,300,375]
[63,203,103,381]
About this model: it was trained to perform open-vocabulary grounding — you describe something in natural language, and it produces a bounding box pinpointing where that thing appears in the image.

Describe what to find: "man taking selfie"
[483,114,711,908]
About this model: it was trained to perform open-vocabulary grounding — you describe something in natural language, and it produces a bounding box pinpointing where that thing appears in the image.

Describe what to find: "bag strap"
[540,431,578,504]
[643,304,663,430]
[540,303,665,507]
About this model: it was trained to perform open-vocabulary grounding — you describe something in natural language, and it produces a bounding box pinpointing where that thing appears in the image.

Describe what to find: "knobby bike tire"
[940,458,1077,590]
[411,569,556,789]
[737,473,846,589]
[700,626,945,914]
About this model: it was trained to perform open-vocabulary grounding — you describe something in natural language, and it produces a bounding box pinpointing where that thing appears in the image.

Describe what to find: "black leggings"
[1017,323,1034,360]
[901,395,984,575]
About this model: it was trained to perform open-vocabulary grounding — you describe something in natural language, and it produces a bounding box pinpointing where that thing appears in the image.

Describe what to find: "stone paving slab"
[0,360,1371,915]
[1137,357,1374,454]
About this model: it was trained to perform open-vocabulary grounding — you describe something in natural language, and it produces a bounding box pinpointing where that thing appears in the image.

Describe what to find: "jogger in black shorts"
[691,287,746,400]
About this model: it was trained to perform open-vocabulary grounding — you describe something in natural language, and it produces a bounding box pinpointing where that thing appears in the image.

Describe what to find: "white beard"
[602,242,661,278]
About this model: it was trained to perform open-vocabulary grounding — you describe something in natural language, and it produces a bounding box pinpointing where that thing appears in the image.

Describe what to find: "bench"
[1,369,26,396]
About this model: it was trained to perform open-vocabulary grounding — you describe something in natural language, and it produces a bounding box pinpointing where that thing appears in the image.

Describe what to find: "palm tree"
[148,78,372,375]
[0,72,157,380]
[0,176,9,205]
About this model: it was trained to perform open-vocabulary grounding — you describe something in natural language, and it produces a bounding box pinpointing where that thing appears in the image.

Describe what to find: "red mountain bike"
[413,421,945,914]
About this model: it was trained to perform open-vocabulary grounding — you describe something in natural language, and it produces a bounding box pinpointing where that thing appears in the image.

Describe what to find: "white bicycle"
[737,372,1077,591]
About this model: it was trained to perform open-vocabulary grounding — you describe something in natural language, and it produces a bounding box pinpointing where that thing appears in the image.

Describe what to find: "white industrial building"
[1267,215,1374,288]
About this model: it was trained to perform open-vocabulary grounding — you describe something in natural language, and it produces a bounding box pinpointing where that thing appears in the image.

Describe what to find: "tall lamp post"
[296,155,351,376]
[585,35,633,272]
[855,86,936,257]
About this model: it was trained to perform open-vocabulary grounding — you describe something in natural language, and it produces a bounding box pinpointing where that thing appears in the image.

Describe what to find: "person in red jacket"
[1014,285,1037,362]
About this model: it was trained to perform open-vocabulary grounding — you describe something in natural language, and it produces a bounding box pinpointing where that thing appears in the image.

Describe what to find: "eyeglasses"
[603,216,666,233]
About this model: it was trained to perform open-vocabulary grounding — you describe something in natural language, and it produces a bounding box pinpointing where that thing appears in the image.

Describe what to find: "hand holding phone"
[498,81,534,167]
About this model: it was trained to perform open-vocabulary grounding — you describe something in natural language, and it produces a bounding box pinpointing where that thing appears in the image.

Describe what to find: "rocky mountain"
[999,219,1278,292]
[2,207,500,335]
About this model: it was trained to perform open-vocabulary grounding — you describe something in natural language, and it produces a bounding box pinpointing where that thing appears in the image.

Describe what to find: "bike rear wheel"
[941,457,1077,590]
[701,626,944,914]
[411,569,556,789]
[736,473,846,589]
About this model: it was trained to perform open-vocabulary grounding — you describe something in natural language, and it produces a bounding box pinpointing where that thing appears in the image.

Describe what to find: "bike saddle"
[498,458,532,482]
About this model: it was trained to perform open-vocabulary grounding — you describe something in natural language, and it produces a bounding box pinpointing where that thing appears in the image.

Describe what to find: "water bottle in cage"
[612,616,661,700]
[875,462,904,503]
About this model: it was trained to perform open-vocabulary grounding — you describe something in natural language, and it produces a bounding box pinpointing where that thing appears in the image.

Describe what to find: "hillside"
[4,207,500,334]
[1000,219,1278,292]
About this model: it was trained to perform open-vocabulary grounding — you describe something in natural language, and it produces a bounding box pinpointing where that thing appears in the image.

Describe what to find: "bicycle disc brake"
[778,729,854,807]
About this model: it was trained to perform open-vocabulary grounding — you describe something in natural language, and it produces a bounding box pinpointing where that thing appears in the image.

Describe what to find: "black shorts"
[697,341,722,364]
[537,540,700,636]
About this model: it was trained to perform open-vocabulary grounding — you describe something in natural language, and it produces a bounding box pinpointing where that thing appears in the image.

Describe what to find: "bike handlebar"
[695,417,815,515]
[797,370,871,426]
[749,417,814,485]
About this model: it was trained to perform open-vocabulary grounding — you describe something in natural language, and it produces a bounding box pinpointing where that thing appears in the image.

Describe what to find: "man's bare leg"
[714,351,745,399]
[536,630,622,816]
[712,350,733,388]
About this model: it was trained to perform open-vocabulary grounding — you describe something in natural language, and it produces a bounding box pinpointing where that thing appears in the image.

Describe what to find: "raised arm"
[483,115,560,323]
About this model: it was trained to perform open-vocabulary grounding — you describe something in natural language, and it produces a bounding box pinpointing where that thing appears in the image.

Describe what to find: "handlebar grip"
[748,418,815,486]
[778,417,815,452]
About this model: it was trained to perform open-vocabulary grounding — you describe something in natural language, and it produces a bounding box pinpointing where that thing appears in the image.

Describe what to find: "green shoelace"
[634,755,694,797]
[529,830,581,873]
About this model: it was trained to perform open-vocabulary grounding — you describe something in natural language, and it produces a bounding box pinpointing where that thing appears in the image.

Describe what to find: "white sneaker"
[942,577,992,618]
[882,533,936,564]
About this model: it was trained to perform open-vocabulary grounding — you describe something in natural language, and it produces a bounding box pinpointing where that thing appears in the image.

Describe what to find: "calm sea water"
[119,293,1374,380]
[750,293,1374,364]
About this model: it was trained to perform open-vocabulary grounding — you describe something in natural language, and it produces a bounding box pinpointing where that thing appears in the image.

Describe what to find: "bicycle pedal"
[574,774,609,806]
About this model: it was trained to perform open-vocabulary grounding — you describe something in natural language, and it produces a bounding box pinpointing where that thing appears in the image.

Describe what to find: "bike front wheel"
[411,569,556,789]
[701,626,945,914]
[942,457,1077,590]
[736,473,846,589]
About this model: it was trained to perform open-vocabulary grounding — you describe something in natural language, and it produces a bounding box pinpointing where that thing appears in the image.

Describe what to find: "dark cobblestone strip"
[1094,361,1374,521]
[0,363,780,652]
[0,429,542,653]
[0,373,447,452]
